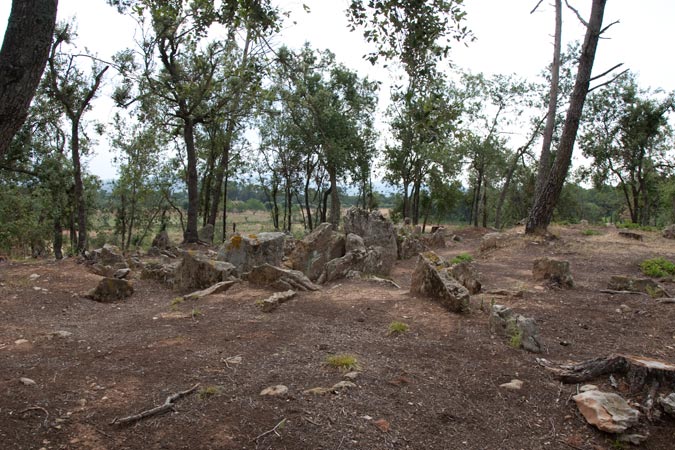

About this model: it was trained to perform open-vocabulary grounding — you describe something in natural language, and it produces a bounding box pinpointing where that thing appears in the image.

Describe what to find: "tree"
[526,0,610,235]
[45,22,109,254]
[580,72,675,225]
[0,0,58,158]
[347,0,472,224]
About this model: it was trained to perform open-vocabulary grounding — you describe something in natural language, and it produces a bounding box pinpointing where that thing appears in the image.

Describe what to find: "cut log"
[538,354,675,392]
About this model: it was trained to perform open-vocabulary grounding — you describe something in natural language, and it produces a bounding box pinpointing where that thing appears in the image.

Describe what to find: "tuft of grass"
[191,308,202,318]
[619,222,657,232]
[640,257,675,278]
[388,321,409,335]
[326,354,359,371]
[506,320,522,349]
[582,229,601,236]
[450,252,473,264]
[170,297,184,310]
[198,385,222,400]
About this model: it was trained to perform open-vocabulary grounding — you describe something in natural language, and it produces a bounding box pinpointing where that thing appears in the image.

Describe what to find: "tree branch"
[588,69,629,93]
[600,20,619,35]
[564,0,589,27]
[589,63,623,82]
[530,0,545,14]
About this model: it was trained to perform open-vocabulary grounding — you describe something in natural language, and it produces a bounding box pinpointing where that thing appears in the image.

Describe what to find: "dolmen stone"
[217,232,285,275]
[410,251,470,313]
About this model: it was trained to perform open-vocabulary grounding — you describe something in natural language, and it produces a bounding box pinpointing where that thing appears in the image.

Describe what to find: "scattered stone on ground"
[499,379,523,390]
[373,419,390,432]
[19,377,36,386]
[176,251,237,291]
[491,304,542,353]
[183,280,238,301]
[573,390,640,433]
[618,434,648,445]
[304,381,357,396]
[480,232,510,252]
[285,223,345,281]
[343,372,360,380]
[113,268,131,279]
[85,278,134,303]
[607,276,668,298]
[532,257,574,288]
[410,251,470,313]
[580,384,599,393]
[345,271,401,289]
[48,330,73,339]
[258,290,297,312]
[618,231,644,241]
[14,339,29,345]
[260,385,288,397]
[659,393,675,416]
[217,232,285,274]
[247,264,319,291]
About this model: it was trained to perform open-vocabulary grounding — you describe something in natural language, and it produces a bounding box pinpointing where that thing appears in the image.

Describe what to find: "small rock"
[532,257,574,288]
[373,418,390,432]
[331,381,356,391]
[258,290,297,312]
[303,387,332,396]
[29,273,40,280]
[19,377,36,386]
[573,390,639,433]
[580,384,599,392]
[113,268,131,279]
[343,371,360,380]
[50,330,73,339]
[499,379,523,390]
[618,434,648,445]
[660,393,675,416]
[15,339,29,345]
[260,385,288,397]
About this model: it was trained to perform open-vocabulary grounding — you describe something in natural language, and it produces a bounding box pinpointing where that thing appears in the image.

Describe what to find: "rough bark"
[526,0,607,235]
[0,0,58,158]
[533,0,562,199]
[183,117,200,243]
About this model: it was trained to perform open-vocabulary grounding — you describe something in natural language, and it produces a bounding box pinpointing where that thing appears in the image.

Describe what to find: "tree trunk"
[0,0,58,158]
[304,170,313,231]
[533,0,562,199]
[526,0,607,235]
[53,216,63,260]
[207,123,233,226]
[481,182,488,228]
[183,117,200,243]
[328,166,340,230]
[71,121,88,254]
[221,171,229,242]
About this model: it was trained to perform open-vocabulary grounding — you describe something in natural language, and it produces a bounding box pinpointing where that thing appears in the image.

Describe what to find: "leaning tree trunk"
[526,0,607,235]
[0,0,58,158]
[71,121,88,254]
[533,0,562,200]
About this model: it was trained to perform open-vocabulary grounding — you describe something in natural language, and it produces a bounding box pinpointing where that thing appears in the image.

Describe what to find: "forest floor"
[2,224,675,450]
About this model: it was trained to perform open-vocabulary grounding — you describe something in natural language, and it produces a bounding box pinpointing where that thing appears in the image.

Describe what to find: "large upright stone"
[532,257,574,288]
[410,252,470,313]
[151,230,172,249]
[177,251,237,291]
[217,232,285,275]
[198,224,215,243]
[85,278,134,303]
[343,208,397,274]
[663,224,675,239]
[286,223,345,281]
[248,264,320,291]
[449,261,482,294]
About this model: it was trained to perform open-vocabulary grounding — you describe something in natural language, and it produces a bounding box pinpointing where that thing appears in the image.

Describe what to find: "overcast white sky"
[1,0,674,179]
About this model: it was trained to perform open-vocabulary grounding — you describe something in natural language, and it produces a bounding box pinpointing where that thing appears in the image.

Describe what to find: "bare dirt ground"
[2,224,675,450]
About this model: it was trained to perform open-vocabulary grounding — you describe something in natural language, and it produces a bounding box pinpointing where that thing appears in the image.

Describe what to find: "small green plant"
[198,385,222,400]
[326,354,359,371]
[582,229,601,236]
[506,320,522,349]
[191,308,202,318]
[610,439,626,450]
[450,252,473,264]
[640,257,675,278]
[388,321,409,335]
[170,297,184,310]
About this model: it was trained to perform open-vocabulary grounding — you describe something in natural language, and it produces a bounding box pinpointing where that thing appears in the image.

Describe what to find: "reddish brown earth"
[1,225,675,450]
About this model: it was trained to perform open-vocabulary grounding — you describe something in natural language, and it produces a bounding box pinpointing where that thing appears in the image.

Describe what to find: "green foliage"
[388,321,409,335]
[640,257,675,278]
[198,385,223,400]
[325,354,359,371]
[450,253,473,264]
[506,320,522,349]
[582,229,601,236]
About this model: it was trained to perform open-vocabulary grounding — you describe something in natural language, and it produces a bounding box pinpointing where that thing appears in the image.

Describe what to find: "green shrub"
[388,321,409,335]
[640,257,675,278]
[582,229,601,236]
[450,253,473,264]
[326,354,359,371]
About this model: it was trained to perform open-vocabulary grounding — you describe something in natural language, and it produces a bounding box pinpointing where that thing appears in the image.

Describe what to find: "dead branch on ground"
[111,383,200,426]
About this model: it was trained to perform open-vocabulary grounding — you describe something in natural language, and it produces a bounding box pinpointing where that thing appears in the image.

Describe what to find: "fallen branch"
[599,289,644,295]
[20,406,49,428]
[111,383,200,426]
[656,298,675,304]
[253,418,287,441]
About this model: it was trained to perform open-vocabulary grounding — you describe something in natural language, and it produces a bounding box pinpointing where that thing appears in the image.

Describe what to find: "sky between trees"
[1,0,674,179]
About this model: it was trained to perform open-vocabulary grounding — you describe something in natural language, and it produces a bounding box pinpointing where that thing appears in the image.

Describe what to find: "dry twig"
[111,383,200,426]
[253,418,287,441]
[20,406,49,428]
